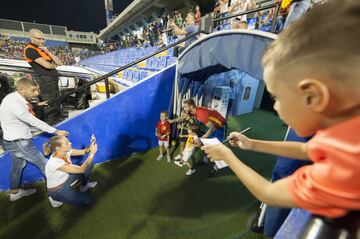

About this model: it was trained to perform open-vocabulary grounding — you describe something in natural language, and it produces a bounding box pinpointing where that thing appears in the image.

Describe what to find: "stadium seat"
[247,18,257,30]
[140,71,148,80]
[167,57,177,66]
[158,57,167,68]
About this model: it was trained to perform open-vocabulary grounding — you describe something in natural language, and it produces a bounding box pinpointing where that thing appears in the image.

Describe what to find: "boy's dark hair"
[188,124,199,134]
[262,0,360,83]
[183,99,196,107]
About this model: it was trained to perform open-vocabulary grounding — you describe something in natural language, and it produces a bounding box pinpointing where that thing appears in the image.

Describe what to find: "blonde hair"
[43,136,64,156]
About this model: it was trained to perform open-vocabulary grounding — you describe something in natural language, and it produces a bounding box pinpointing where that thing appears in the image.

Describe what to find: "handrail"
[36,30,205,109]
[258,0,277,7]
[212,2,280,23]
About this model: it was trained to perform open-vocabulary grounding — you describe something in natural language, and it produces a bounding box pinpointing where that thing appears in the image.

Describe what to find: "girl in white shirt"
[44,135,98,207]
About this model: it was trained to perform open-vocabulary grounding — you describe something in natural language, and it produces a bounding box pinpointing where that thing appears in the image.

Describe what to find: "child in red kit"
[155,111,171,162]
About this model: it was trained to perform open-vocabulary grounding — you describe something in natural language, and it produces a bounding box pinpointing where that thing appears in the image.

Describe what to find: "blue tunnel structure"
[171,30,276,118]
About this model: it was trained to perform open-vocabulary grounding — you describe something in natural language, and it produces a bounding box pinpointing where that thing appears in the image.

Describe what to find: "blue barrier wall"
[0,65,176,191]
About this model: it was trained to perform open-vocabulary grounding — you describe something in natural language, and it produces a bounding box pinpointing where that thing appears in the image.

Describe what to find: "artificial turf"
[0,109,287,239]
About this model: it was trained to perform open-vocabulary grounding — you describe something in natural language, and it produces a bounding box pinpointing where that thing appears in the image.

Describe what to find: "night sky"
[0,0,134,33]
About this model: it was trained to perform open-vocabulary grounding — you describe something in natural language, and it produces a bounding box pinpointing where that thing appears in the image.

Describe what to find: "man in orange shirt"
[202,0,360,218]
[24,29,63,125]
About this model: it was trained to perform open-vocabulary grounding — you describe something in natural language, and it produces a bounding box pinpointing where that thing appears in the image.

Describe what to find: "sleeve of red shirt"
[196,108,209,125]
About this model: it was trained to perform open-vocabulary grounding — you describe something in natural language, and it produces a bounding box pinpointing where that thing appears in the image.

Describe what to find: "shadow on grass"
[124,161,259,239]
[0,155,143,239]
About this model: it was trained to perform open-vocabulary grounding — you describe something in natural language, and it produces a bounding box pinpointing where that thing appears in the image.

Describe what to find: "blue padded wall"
[0,65,176,191]
[275,209,311,239]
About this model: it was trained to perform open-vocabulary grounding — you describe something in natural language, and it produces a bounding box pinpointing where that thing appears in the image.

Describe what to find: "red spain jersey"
[156,120,170,141]
[194,107,226,129]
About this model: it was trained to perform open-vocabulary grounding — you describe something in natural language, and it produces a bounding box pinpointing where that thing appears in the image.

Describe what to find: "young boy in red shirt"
[202,0,360,218]
[155,111,171,162]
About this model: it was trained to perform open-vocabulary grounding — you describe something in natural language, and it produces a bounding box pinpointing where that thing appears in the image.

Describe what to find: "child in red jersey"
[155,111,171,162]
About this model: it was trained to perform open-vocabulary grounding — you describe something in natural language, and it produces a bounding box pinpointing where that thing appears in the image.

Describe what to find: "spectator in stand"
[283,0,311,29]
[165,14,173,30]
[175,12,185,29]
[214,1,221,18]
[247,0,258,19]
[219,0,229,18]
[229,0,251,29]
[213,1,222,29]
[195,5,201,26]
[258,8,275,29]
[170,12,199,56]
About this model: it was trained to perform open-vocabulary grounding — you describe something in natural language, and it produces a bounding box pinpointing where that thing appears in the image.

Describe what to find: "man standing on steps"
[24,28,63,125]
[0,78,68,201]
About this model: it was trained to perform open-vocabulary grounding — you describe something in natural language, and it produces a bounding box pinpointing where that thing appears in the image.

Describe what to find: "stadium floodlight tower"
[104,0,114,26]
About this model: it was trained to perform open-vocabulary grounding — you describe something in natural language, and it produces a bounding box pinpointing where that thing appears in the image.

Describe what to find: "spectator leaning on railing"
[170,12,199,56]
[229,0,251,29]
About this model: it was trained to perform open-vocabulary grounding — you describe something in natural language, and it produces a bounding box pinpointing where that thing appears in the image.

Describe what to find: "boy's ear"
[297,79,330,112]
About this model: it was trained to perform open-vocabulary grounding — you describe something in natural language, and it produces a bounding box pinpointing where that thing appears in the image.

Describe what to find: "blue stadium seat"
[167,57,176,66]
[132,70,140,82]
[158,57,167,68]
[167,47,174,57]
[140,71,148,80]
[152,57,158,68]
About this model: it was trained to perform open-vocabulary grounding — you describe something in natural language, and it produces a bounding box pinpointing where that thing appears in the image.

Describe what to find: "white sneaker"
[186,169,196,176]
[156,155,163,161]
[174,161,183,167]
[49,196,63,208]
[174,154,181,160]
[80,181,98,192]
[167,155,171,163]
[9,188,37,202]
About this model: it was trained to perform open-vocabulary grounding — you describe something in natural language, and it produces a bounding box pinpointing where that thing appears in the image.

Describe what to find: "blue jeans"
[48,163,94,206]
[3,139,47,190]
[284,0,311,29]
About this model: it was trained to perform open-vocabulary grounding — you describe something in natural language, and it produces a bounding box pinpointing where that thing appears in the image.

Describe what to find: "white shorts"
[231,15,247,24]
[158,141,169,147]
[182,149,195,162]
